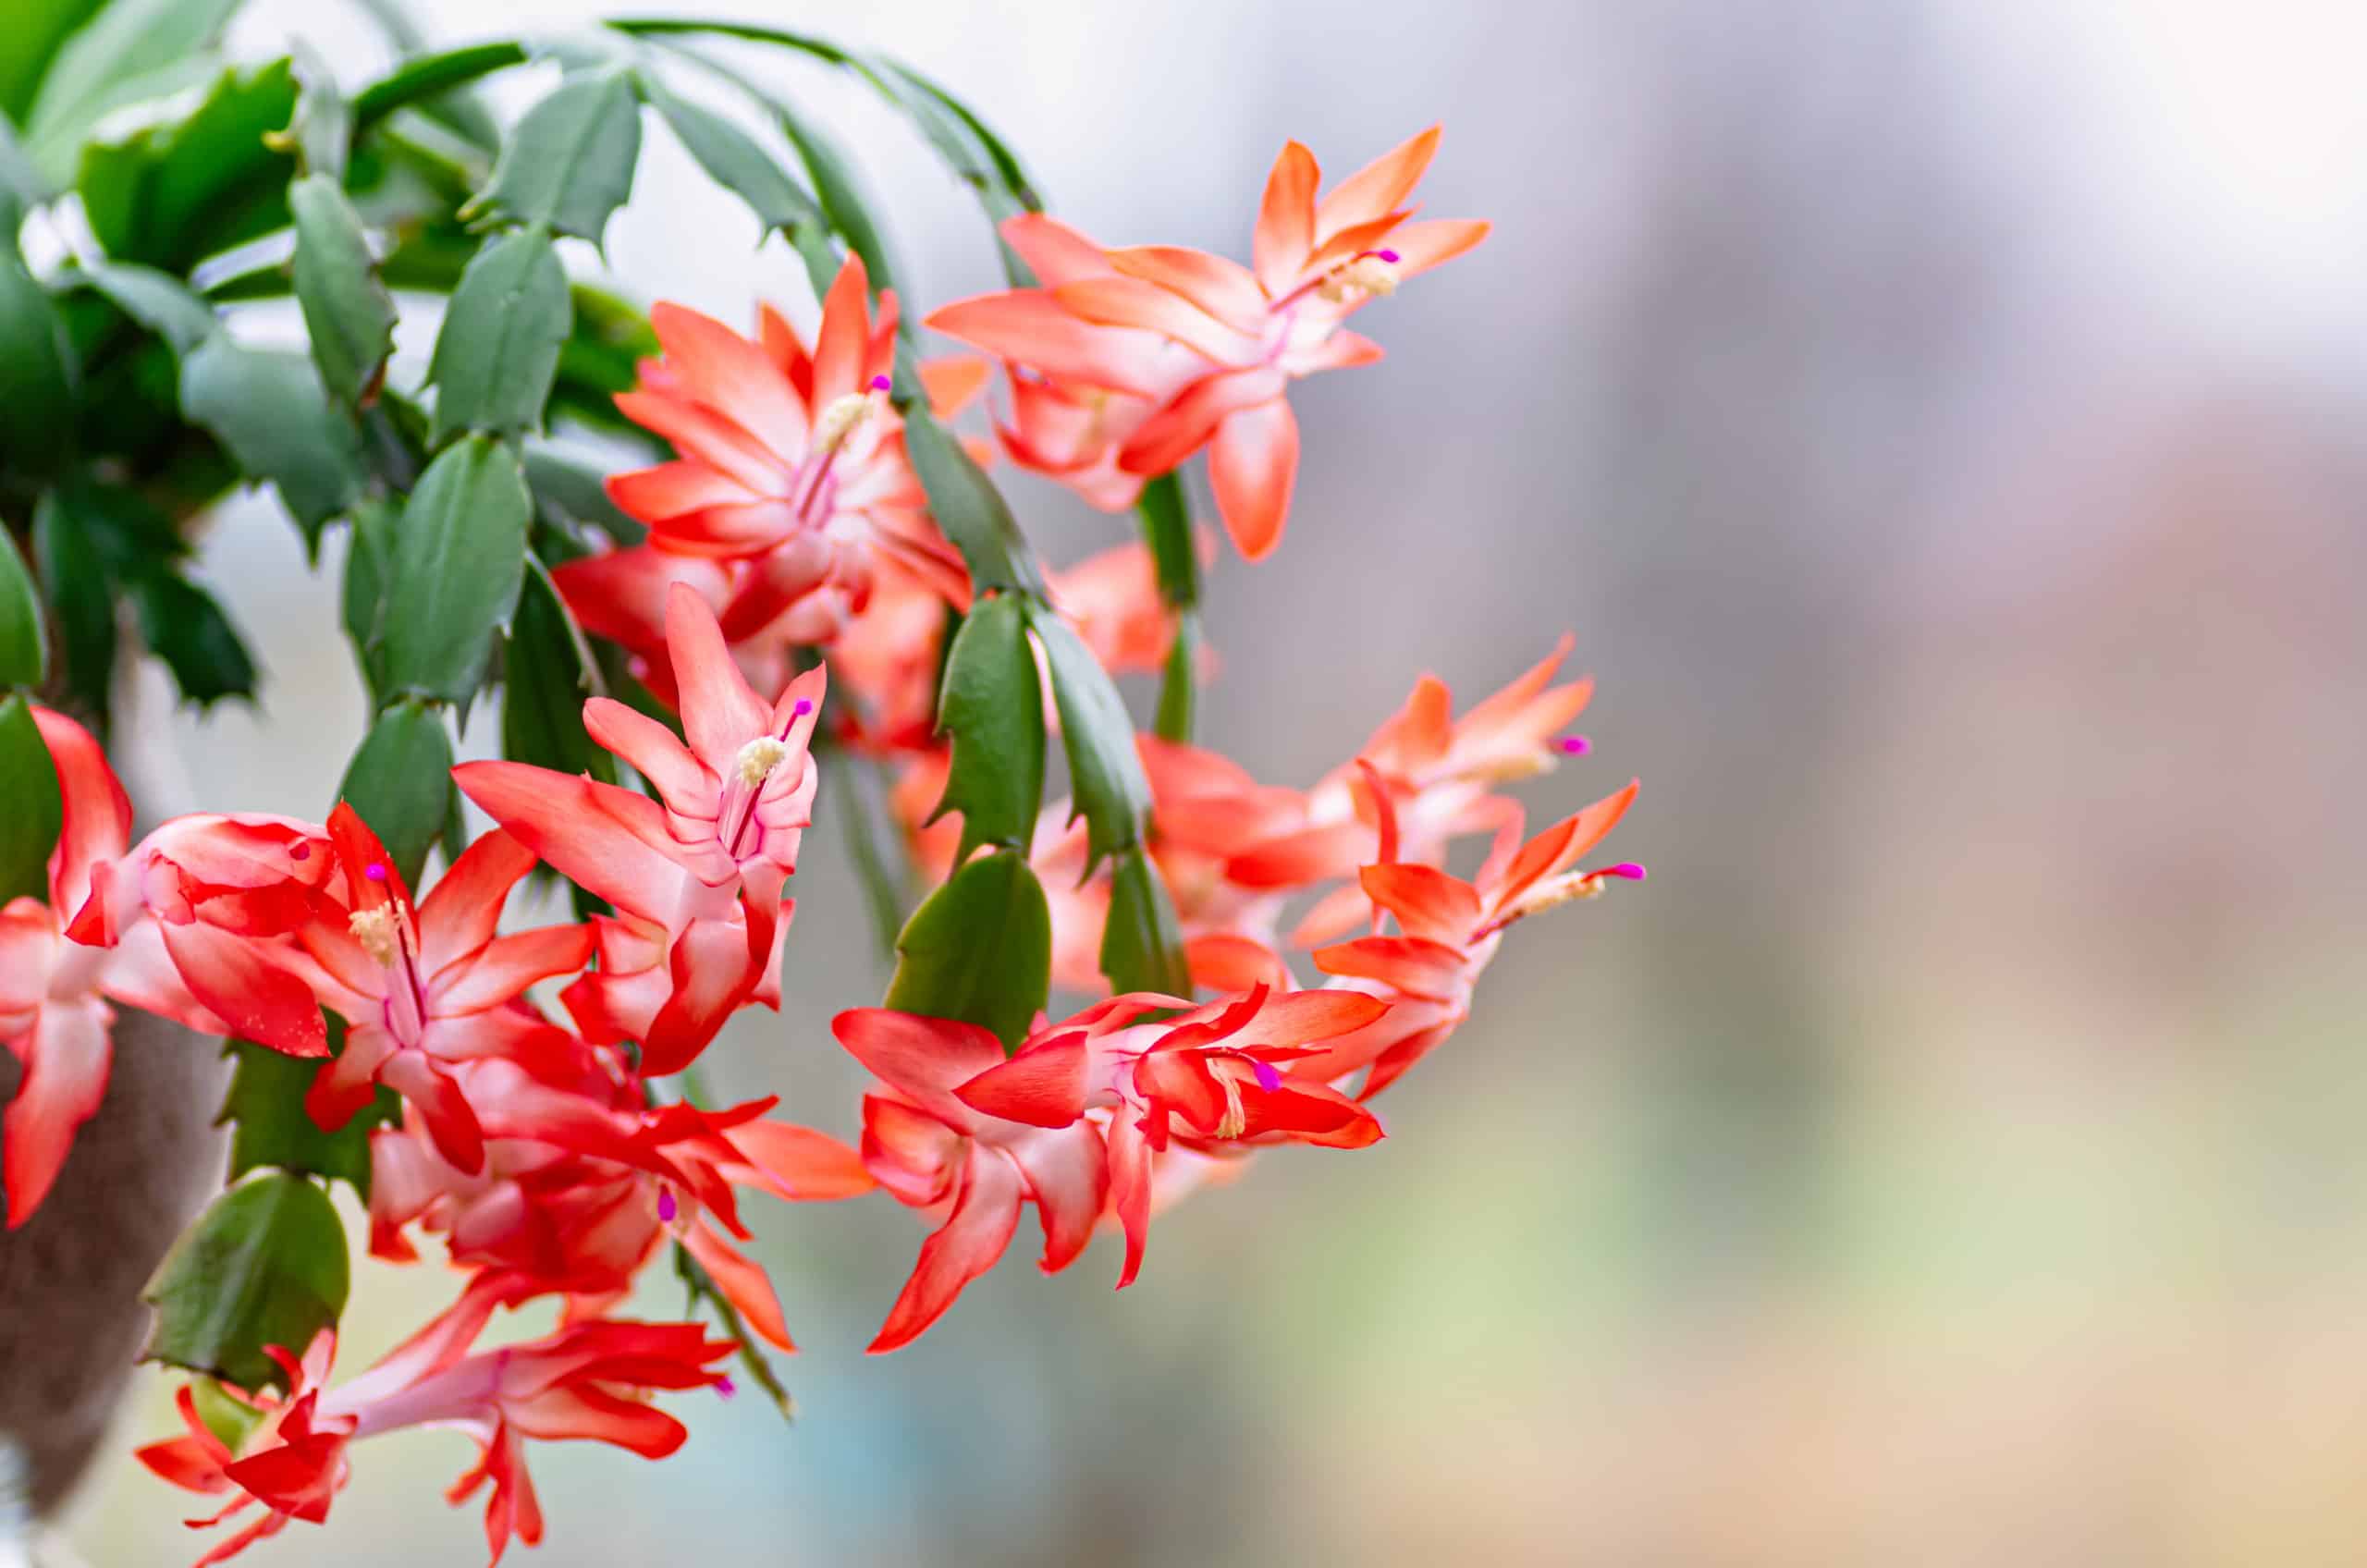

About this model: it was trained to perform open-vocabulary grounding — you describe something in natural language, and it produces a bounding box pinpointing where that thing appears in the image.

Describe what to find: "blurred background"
[59,0,2367,1562]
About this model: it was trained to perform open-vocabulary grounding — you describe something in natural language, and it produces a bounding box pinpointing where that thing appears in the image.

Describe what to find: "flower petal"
[1052,276,1262,366]
[431,925,595,1015]
[666,582,769,772]
[926,291,1181,398]
[1313,125,1441,243]
[647,301,812,458]
[415,829,540,974]
[867,1144,1023,1353]
[1103,245,1269,334]
[161,920,328,1058]
[831,1008,1003,1128]
[1253,140,1320,296]
[3,997,112,1226]
[809,253,873,408]
[1206,396,1299,561]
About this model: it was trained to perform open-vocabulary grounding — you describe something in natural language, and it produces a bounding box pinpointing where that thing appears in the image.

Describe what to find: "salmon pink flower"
[831,1006,1122,1352]
[1294,782,1641,1098]
[1147,636,1597,952]
[0,706,234,1223]
[605,255,969,611]
[371,1064,870,1351]
[953,986,1389,1287]
[142,1309,730,1566]
[454,585,824,1072]
[198,806,595,1175]
[929,129,1488,558]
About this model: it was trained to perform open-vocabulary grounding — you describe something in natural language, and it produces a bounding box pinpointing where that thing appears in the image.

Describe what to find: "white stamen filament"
[1317,255,1399,303]
[1208,1058,1254,1140]
[349,905,401,967]
[733,736,791,789]
[810,390,879,455]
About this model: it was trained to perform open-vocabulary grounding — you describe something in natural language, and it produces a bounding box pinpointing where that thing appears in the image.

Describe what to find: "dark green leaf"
[637,67,825,239]
[0,530,45,688]
[178,334,367,545]
[1029,604,1152,875]
[654,46,892,298]
[1099,845,1191,997]
[220,1029,399,1197]
[930,594,1043,862]
[548,281,660,439]
[336,699,454,887]
[0,239,76,476]
[31,488,117,717]
[74,59,297,273]
[70,258,216,354]
[129,570,256,708]
[380,435,529,704]
[340,496,397,699]
[0,0,104,126]
[428,226,570,443]
[463,68,641,242]
[900,403,1040,595]
[141,1172,350,1395]
[20,0,242,181]
[502,558,614,784]
[0,696,62,904]
[883,849,1050,1053]
[289,173,396,410]
[350,41,530,137]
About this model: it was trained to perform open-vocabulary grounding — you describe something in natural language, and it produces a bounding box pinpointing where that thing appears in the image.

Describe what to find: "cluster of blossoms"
[1,129,1639,1564]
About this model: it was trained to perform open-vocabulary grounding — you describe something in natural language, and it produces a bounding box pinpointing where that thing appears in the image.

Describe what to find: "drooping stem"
[1134,471,1199,742]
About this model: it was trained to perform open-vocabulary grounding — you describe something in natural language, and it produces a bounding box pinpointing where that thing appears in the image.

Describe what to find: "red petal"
[681,1219,794,1351]
[1360,864,1482,945]
[1052,276,1261,366]
[161,922,327,1058]
[665,582,769,773]
[809,252,873,407]
[605,459,754,524]
[1313,125,1440,243]
[1104,245,1269,334]
[867,1145,1023,1353]
[1207,397,1299,561]
[831,1008,1003,1126]
[3,998,112,1227]
[925,291,1180,398]
[953,1035,1092,1128]
[647,302,811,458]
[414,829,539,975]
[1252,140,1320,297]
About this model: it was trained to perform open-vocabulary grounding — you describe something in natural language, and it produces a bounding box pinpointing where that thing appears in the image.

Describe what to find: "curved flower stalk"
[930,128,1489,558]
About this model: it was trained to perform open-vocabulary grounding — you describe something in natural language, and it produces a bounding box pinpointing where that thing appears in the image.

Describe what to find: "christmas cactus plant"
[0,6,1642,1562]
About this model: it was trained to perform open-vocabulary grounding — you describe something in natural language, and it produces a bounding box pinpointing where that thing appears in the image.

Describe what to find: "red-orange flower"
[929,129,1488,558]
